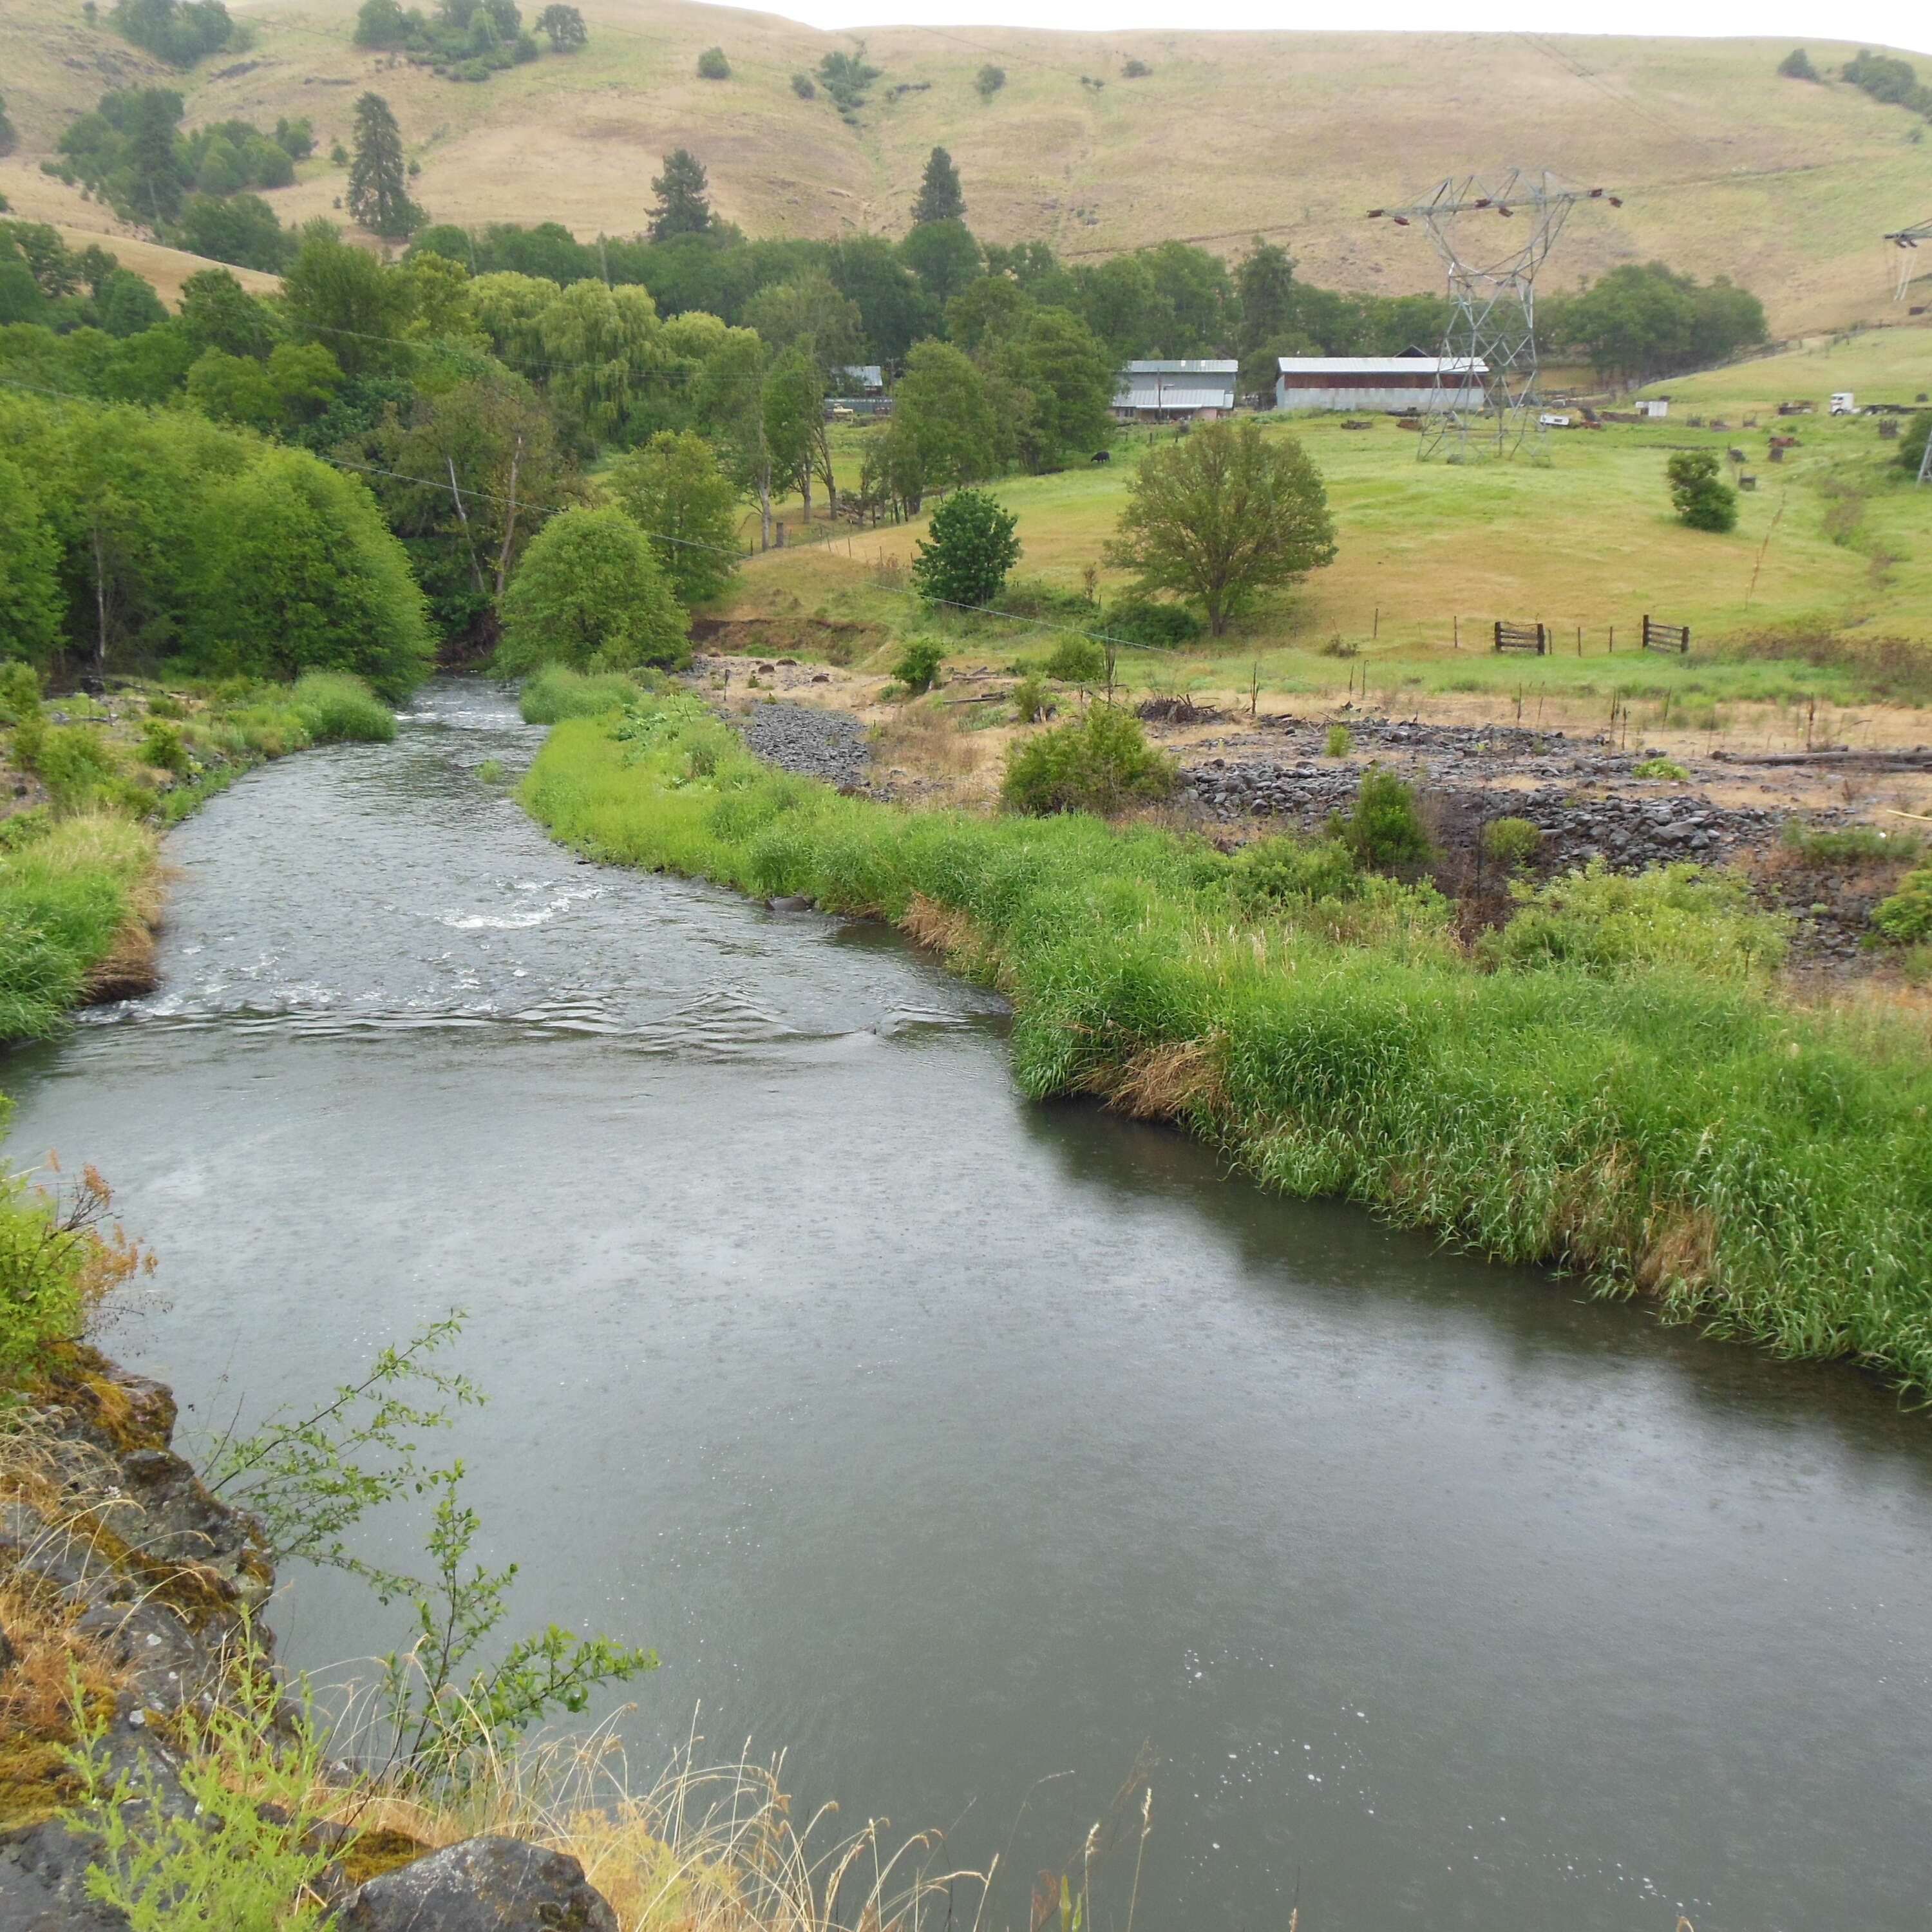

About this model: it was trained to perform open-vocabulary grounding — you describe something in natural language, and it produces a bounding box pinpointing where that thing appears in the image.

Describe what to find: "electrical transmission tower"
[1883,217,1932,303]
[1368,169,1619,460]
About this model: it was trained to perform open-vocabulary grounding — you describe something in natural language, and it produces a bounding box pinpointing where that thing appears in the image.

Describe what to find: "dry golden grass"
[1074,1035,1227,1121]
[1,0,1926,332]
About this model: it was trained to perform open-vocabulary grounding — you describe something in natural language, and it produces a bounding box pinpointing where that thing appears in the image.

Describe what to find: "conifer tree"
[911,146,965,224]
[346,92,421,239]
[649,149,712,240]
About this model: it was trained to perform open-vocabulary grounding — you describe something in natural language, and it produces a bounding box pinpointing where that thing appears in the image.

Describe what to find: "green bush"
[518,666,646,724]
[893,639,945,696]
[1482,860,1788,978]
[1045,636,1106,683]
[1482,816,1543,868]
[1231,835,1356,907]
[697,44,730,77]
[1899,410,1931,478]
[36,728,122,810]
[1633,756,1689,781]
[1781,820,1922,865]
[1103,596,1201,650]
[1324,724,1351,757]
[144,693,187,721]
[1000,703,1178,815]
[290,672,395,744]
[1331,766,1430,870]
[0,663,42,726]
[1871,867,1932,945]
[138,719,190,775]
[1666,450,1738,533]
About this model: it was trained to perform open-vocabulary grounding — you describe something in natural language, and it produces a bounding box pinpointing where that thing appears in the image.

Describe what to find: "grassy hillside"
[728,407,1931,721]
[5,0,1932,333]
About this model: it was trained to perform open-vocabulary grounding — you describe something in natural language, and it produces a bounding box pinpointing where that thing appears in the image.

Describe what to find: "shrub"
[1231,835,1356,907]
[1482,860,1788,978]
[518,667,644,723]
[1900,412,1932,478]
[1103,595,1201,650]
[1871,867,1932,945]
[893,639,945,696]
[138,719,190,775]
[496,506,690,675]
[911,488,1022,611]
[1781,820,1922,865]
[35,728,122,811]
[1045,636,1106,683]
[1666,450,1738,533]
[790,71,815,97]
[290,671,395,743]
[1633,756,1689,781]
[144,693,186,721]
[1324,724,1352,758]
[0,663,42,726]
[697,45,730,79]
[1011,673,1048,722]
[975,64,1005,98]
[1481,816,1543,868]
[1000,703,1178,815]
[1330,766,1430,870]
[1778,47,1818,79]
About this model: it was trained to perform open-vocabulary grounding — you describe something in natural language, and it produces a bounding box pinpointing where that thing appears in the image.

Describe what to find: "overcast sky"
[768,0,1932,59]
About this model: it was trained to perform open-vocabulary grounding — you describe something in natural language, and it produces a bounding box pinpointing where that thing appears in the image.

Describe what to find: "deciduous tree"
[604,430,742,605]
[1106,420,1335,636]
[910,486,1019,609]
[495,506,689,672]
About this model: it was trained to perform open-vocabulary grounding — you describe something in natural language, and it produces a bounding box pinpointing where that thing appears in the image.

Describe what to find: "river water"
[6,681,1930,1929]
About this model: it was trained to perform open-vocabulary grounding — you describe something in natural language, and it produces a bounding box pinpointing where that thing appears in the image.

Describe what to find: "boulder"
[337,1835,618,1932]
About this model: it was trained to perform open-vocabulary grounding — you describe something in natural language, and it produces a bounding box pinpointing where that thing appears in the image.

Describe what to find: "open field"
[721,404,1932,732]
[6,0,1932,332]
[1640,322,1932,414]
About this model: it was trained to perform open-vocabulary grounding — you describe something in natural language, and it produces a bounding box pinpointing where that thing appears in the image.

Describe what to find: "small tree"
[1332,767,1430,870]
[353,0,407,46]
[892,639,944,693]
[1106,420,1336,636]
[1777,47,1818,79]
[696,44,730,79]
[911,488,1020,611]
[496,506,690,674]
[1665,450,1738,533]
[603,430,742,606]
[649,148,711,240]
[912,146,965,224]
[346,92,421,239]
[535,1,585,48]
[974,65,1005,100]
[1898,410,1931,477]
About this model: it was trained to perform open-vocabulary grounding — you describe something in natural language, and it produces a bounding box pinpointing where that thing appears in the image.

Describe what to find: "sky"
[767,0,1932,58]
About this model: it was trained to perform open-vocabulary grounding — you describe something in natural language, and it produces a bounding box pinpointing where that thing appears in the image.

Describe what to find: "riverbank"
[521,690,1932,1396]
[0,672,395,1043]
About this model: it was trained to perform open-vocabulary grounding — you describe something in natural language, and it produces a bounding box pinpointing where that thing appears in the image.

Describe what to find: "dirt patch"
[688,616,887,668]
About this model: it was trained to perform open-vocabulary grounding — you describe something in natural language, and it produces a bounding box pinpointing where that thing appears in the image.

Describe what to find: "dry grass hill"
[5,0,1932,332]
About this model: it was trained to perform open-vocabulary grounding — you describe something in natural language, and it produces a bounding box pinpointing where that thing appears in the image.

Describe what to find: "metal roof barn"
[1274,356,1488,413]
[1114,360,1239,417]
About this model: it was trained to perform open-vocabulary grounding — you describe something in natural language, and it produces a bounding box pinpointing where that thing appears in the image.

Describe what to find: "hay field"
[5,0,1932,332]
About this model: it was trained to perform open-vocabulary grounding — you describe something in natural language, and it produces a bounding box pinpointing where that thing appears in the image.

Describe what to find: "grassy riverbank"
[523,693,1932,1395]
[0,670,395,1045]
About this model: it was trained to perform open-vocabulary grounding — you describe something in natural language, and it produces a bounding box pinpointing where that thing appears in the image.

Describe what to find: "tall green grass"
[289,672,397,745]
[0,813,156,1041]
[517,667,654,725]
[522,703,1932,1394]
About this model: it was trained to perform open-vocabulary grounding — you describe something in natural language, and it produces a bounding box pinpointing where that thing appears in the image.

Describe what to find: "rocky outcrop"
[337,1835,620,1931]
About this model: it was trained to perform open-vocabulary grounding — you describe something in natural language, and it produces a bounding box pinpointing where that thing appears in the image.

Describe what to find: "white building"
[1114,360,1239,420]
[1274,355,1487,413]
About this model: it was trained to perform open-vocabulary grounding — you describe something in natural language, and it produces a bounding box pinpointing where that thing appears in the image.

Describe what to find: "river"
[6,680,1930,1929]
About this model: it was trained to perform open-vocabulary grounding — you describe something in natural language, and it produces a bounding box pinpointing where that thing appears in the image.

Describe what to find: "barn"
[1113,359,1240,421]
[1274,355,1487,413]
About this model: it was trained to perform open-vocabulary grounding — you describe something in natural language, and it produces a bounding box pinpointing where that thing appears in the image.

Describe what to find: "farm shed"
[1113,360,1239,420]
[1274,355,1486,413]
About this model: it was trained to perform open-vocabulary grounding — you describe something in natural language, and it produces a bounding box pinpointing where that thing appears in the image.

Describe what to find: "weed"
[893,640,945,695]
[1779,820,1921,865]
[1481,817,1543,869]
[1012,674,1050,723]
[136,721,189,777]
[1324,724,1352,757]
[290,673,395,745]
[1871,867,1932,945]
[1633,757,1689,781]
[476,759,506,784]
[1045,636,1106,683]
[517,668,643,725]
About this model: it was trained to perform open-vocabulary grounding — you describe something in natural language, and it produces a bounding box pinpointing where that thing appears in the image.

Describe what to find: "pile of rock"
[731,701,874,790]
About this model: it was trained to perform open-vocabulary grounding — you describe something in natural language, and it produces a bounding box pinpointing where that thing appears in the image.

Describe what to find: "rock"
[0,1818,129,1931]
[338,1835,618,1932]
[767,895,813,912]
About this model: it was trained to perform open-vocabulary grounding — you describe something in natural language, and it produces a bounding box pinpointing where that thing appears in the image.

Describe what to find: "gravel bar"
[730,701,874,789]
